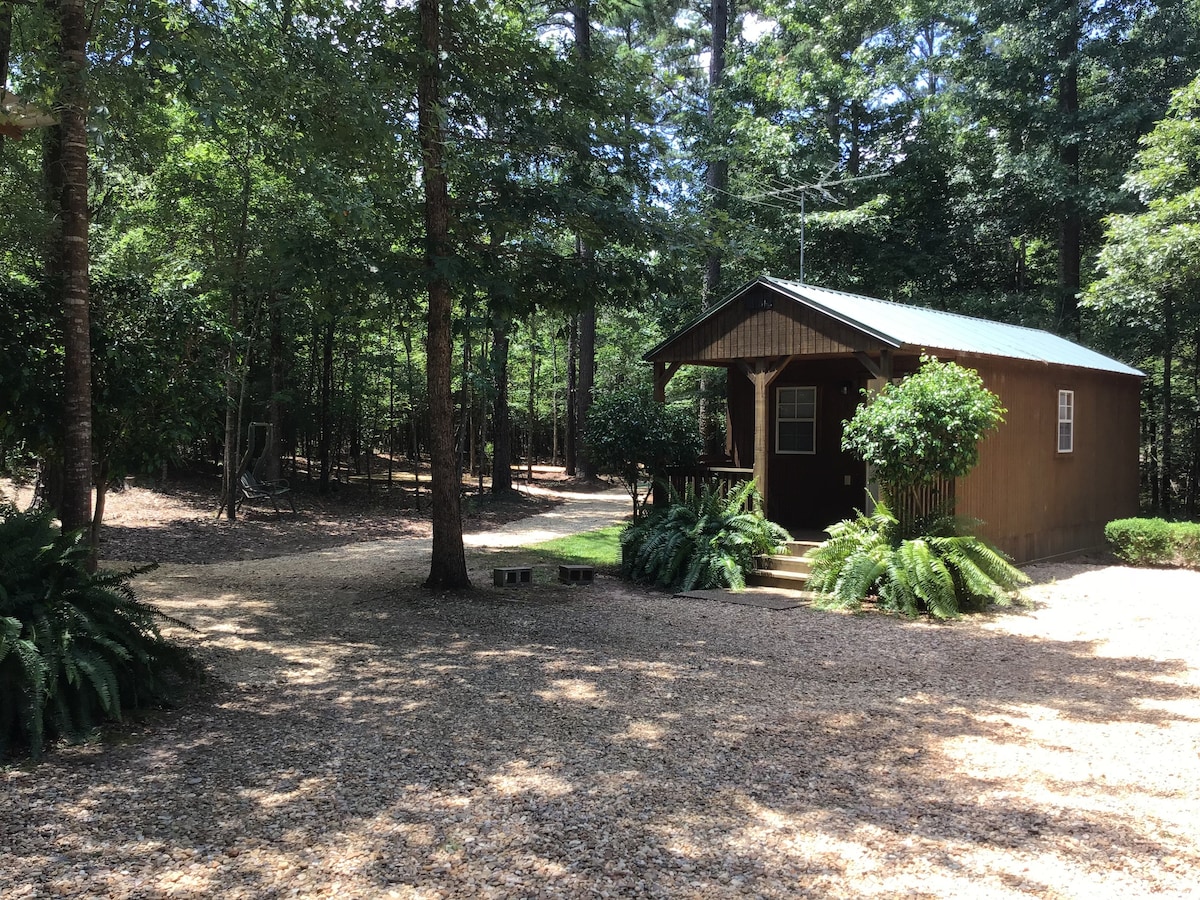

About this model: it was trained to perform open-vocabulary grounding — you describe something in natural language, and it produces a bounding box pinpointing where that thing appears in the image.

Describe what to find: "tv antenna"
[715,169,889,284]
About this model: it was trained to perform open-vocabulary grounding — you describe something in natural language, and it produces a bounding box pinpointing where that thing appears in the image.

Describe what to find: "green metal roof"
[649,276,1143,377]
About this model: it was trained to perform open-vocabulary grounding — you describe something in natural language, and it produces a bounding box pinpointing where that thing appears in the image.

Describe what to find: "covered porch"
[647,279,908,530]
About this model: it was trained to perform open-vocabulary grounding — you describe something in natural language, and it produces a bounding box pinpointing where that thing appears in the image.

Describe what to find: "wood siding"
[656,283,1142,561]
[729,358,871,530]
[652,284,884,364]
[955,355,1141,563]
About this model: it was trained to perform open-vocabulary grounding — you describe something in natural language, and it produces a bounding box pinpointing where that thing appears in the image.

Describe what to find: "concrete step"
[756,554,812,574]
[747,568,811,591]
[784,540,822,556]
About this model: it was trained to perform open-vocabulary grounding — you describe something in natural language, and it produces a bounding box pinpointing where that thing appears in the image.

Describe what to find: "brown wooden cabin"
[645,276,1144,563]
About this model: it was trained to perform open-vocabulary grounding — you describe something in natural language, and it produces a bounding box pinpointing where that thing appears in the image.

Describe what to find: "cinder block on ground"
[558,565,594,585]
[493,566,533,586]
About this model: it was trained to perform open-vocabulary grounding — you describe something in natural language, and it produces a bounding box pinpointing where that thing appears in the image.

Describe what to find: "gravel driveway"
[3,493,1198,899]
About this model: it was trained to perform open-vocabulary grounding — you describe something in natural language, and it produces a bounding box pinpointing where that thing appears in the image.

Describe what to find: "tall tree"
[51,0,93,548]
[418,0,468,588]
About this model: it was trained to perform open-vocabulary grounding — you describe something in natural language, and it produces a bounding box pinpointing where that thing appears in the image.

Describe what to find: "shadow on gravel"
[5,570,1198,898]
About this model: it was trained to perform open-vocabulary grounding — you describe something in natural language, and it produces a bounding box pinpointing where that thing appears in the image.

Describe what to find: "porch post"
[738,356,795,518]
[652,361,681,508]
[751,368,771,511]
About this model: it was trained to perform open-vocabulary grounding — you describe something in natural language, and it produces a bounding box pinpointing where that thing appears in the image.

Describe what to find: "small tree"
[584,385,701,516]
[808,356,1024,619]
[842,355,1006,523]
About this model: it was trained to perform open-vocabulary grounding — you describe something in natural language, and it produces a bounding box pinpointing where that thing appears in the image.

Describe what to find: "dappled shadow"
[4,561,1199,898]
[97,478,556,565]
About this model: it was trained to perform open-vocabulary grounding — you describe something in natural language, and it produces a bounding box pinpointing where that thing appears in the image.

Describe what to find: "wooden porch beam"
[735,355,795,518]
[853,349,894,382]
[652,361,683,402]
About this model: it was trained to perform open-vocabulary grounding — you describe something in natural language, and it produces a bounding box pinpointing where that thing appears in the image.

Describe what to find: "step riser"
[785,541,822,556]
[748,571,811,590]
[758,557,812,574]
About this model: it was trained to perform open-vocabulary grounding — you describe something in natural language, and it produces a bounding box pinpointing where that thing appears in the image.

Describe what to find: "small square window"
[1058,390,1074,453]
[777,387,816,454]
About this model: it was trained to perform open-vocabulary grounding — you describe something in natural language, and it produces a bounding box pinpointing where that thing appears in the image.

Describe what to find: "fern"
[0,504,197,761]
[806,501,1028,620]
[621,480,789,592]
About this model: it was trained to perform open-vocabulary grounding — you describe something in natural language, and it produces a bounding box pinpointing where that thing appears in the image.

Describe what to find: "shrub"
[806,503,1029,620]
[1104,518,1175,566]
[1174,522,1200,568]
[584,384,701,517]
[0,504,196,760]
[621,481,790,591]
[841,356,1005,525]
[1104,517,1200,568]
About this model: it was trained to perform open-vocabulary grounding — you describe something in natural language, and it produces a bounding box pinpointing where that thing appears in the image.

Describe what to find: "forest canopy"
[2,0,1200,578]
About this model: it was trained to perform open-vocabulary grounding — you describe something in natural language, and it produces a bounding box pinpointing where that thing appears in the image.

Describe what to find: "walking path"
[464,484,631,548]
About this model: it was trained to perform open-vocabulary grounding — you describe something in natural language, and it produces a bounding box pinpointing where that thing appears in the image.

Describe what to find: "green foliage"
[621,481,790,592]
[842,355,1006,498]
[1175,523,1200,569]
[584,384,701,516]
[806,502,1029,620]
[0,505,196,760]
[1104,517,1200,569]
[519,526,623,571]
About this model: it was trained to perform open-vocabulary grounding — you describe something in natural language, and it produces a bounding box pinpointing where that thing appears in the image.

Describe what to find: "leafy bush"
[1104,518,1174,566]
[0,505,196,760]
[806,503,1029,620]
[621,481,790,591]
[1105,517,1200,568]
[842,356,1005,524]
[585,384,701,516]
[1175,522,1200,568]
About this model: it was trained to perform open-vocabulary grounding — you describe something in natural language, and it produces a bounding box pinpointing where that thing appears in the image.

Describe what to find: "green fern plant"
[621,480,790,592]
[805,501,1028,619]
[0,504,196,760]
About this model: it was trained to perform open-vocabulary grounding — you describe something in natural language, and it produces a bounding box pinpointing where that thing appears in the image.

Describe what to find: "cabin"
[645,276,1144,563]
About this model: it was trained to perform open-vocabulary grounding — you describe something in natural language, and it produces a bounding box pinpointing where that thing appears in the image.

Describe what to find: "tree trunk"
[527,315,537,483]
[572,4,598,481]
[267,298,284,481]
[1162,292,1173,515]
[319,314,335,494]
[1,3,13,152]
[1189,329,1199,518]
[700,0,731,456]
[566,316,577,475]
[577,306,596,478]
[1055,2,1082,339]
[219,167,252,519]
[490,309,513,494]
[419,0,469,588]
[54,0,93,552]
[89,457,109,550]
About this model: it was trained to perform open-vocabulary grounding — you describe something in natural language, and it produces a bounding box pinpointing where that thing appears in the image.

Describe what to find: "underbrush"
[621,481,789,592]
[1,505,197,761]
[1106,518,1200,568]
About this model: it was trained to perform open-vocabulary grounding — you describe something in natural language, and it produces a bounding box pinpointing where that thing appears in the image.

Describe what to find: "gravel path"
[3,493,1199,899]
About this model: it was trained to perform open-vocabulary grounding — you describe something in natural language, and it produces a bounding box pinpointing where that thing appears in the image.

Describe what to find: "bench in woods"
[237,471,295,514]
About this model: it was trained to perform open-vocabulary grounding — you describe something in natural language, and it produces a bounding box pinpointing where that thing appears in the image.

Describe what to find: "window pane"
[797,420,815,452]
[1059,422,1073,452]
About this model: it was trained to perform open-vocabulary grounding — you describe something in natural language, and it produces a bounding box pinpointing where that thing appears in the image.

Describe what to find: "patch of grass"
[479,525,623,575]
[522,526,623,570]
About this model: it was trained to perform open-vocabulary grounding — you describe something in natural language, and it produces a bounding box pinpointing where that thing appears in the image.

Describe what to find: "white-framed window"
[1058,389,1074,454]
[777,386,816,454]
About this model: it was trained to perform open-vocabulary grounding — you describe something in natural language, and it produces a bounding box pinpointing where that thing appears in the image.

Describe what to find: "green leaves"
[805,500,1028,619]
[621,480,791,592]
[584,383,702,516]
[841,355,1006,499]
[0,504,196,761]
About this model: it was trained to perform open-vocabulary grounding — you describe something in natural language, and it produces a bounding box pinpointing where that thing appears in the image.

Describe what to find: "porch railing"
[663,464,755,500]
